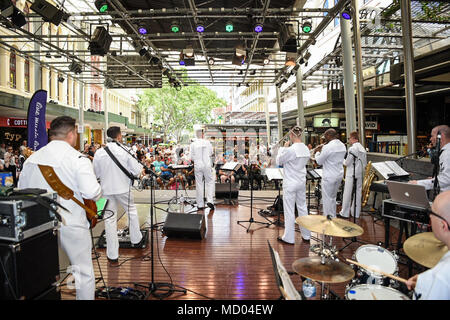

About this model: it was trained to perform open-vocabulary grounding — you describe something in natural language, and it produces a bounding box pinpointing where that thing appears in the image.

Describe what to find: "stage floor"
[59,189,426,300]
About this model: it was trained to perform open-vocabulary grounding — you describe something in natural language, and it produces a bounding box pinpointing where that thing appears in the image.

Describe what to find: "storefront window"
[24,58,30,92]
[9,50,16,88]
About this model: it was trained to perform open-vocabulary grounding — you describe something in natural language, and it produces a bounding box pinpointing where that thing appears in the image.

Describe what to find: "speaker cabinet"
[163,213,206,240]
[0,229,60,300]
[215,183,239,199]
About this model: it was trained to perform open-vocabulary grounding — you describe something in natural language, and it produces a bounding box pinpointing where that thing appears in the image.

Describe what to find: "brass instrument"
[361,161,376,207]
[276,132,291,147]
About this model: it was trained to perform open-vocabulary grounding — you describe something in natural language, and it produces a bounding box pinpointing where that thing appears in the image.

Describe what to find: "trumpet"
[312,143,325,153]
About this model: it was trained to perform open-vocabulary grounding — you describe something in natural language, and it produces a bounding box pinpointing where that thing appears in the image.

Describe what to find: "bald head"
[431,125,450,147]
[324,128,337,142]
[432,190,450,221]
[431,190,450,247]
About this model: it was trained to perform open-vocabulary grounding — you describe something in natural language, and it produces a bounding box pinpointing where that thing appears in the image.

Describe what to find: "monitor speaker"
[162,213,206,240]
[215,182,239,199]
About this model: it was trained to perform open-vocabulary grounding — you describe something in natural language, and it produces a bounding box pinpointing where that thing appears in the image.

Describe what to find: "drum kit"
[293,215,448,300]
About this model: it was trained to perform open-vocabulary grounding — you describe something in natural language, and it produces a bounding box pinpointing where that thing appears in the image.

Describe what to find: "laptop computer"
[386,181,431,210]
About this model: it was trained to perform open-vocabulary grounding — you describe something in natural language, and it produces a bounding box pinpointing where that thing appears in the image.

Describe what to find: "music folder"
[221,161,240,171]
[372,161,409,180]
[265,168,284,181]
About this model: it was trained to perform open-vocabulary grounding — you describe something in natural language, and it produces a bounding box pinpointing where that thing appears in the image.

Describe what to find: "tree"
[137,72,227,143]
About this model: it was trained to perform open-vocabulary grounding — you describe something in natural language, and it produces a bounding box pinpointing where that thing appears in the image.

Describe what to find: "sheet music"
[273,250,302,300]
[372,161,409,179]
[221,161,240,171]
[385,161,409,177]
[265,168,284,180]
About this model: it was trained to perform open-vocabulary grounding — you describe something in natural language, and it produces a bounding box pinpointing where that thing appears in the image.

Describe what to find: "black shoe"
[207,202,215,210]
[301,237,310,243]
[107,257,119,266]
[277,236,294,245]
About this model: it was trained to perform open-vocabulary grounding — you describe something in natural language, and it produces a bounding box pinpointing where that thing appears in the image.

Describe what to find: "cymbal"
[296,215,364,237]
[292,257,355,283]
[403,232,449,268]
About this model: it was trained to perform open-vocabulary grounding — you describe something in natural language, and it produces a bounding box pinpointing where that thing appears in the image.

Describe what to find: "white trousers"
[321,176,342,217]
[282,184,311,244]
[340,175,363,218]
[59,225,95,300]
[194,165,214,208]
[104,192,143,260]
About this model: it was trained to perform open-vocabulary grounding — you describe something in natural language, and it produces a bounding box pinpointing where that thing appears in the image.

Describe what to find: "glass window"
[9,50,16,88]
[324,0,329,16]
[49,69,52,98]
[24,58,30,92]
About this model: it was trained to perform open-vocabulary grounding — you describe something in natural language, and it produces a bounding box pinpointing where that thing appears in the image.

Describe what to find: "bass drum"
[345,284,410,300]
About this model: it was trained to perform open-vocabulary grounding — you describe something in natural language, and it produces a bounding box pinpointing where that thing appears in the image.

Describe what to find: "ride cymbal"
[296,215,364,237]
[403,232,448,268]
[292,257,355,283]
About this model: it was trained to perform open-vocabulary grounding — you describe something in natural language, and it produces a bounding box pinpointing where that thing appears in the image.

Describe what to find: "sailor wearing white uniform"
[339,131,367,218]
[314,128,346,217]
[93,126,143,263]
[276,126,311,244]
[18,116,102,300]
[189,125,215,210]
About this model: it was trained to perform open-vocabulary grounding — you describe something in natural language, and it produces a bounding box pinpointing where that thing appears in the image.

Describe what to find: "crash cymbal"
[403,232,448,269]
[292,257,355,283]
[296,215,364,237]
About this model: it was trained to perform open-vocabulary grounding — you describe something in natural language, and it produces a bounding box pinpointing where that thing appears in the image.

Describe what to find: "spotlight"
[171,20,180,33]
[254,22,263,33]
[341,7,352,20]
[139,47,148,56]
[149,56,160,66]
[184,45,194,58]
[69,61,82,74]
[299,57,305,64]
[89,26,112,56]
[179,52,185,65]
[10,7,26,28]
[196,21,205,33]
[138,25,148,35]
[302,21,312,33]
[0,0,14,18]
[263,55,270,65]
[45,52,51,58]
[208,57,215,65]
[225,21,233,32]
[58,76,65,83]
[30,0,70,26]
[180,52,195,66]
[95,0,108,13]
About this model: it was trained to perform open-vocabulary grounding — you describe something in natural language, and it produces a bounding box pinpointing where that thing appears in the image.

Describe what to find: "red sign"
[0,117,50,129]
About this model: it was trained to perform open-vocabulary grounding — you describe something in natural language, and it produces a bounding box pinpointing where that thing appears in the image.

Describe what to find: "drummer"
[406,190,450,299]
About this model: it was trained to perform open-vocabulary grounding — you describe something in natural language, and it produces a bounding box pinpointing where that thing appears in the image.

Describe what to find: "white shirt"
[344,142,367,179]
[417,143,450,192]
[18,140,102,229]
[415,251,450,300]
[315,139,347,180]
[93,142,143,195]
[189,138,213,168]
[276,143,310,190]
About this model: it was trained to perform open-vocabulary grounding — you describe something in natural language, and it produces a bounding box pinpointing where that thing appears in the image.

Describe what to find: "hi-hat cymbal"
[296,215,364,237]
[403,232,449,268]
[292,257,355,283]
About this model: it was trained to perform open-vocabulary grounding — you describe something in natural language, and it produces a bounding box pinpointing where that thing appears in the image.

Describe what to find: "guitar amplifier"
[0,192,59,242]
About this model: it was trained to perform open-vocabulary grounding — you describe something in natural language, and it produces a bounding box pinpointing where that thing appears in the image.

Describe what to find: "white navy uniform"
[18,140,102,300]
[340,142,367,218]
[414,251,450,300]
[315,139,347,217]
[417,143,450,193]
[189,138,214,208]
[93,142,143,260]
[276,143,311,243]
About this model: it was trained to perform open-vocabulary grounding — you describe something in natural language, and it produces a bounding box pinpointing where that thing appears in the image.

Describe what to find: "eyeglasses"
[428,210,450,230]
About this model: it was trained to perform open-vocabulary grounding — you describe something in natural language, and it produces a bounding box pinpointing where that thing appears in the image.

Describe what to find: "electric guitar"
[38,165,98,228]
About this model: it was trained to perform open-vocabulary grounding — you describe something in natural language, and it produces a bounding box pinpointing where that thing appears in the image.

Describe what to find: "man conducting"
[276,126,311,244]
[406,190,450,299]
[189,124,215,211]
[339,131,367,218]
[93,126,143,264]
[18,116,102,300]
[411,125,450,194]
[314,128,347,217]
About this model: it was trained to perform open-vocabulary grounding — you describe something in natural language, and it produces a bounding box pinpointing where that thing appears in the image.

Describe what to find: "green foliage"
[137,71,227,142]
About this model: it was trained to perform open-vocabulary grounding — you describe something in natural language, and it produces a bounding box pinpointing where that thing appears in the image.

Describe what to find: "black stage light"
[278,23,297,53]
[30,0,69,26]
[58,75,65,83]
[95,0,108,13]
[0,0,14,18]
[89,26,112,56]
[139,47,148,56]
[11,8,26,28]
[69,60,82,74]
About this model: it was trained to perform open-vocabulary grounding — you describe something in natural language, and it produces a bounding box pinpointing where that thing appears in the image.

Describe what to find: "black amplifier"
[382,199,430,225]
[0,192,59,242]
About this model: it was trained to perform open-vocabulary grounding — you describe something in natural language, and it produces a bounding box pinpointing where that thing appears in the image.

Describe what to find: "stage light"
[1,1,28,28]
[89,26,112,56]
[180,51,195,66]
[302,21,312,33]
[179,52,185,65]
[278,23,297,53]
[171,20,180,33]
[95,0,108,13]
[341,8,352,20]
[139,47,148,56]
[69,61,82,74]
[184,45,194,58]
[262,55,270,65]
[58,75,65,83]
[225,21,233,32]
[30,0,70,26]
[138,25,147,35]
[208,57,215,65]
[254,22,263,33]
[0,0,14,18]
[196,21,205,33]
[285,57,296,67]
[11,8,26,28]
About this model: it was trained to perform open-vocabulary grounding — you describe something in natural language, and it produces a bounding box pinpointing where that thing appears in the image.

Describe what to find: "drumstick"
[346,259,408,284]
[371,292,378,300]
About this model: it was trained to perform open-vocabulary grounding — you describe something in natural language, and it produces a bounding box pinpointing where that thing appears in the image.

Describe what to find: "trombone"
[276,132,291,147]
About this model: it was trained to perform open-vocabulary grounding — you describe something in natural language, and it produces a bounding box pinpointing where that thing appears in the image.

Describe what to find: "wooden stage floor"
[60,189,424,300]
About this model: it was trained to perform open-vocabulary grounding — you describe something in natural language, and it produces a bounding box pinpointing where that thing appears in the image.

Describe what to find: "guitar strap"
[104,146,136,181]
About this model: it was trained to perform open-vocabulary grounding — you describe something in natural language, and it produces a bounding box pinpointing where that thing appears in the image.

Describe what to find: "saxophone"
[361,161,376,207]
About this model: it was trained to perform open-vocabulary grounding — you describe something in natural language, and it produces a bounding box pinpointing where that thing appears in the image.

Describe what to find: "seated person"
[248,160,264,190]
[157,159,175,189]
[219,161,236,184]
[235,157,249,190]
[183,166,195,190]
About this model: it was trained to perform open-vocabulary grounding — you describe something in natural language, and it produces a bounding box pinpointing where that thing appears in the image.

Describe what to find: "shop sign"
[340,121,378,130]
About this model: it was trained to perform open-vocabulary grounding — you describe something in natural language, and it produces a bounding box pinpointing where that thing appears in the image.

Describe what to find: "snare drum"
[345,284,410,300]
[353,244,398,286]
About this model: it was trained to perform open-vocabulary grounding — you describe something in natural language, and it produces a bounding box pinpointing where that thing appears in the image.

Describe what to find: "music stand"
[306,169,321,214]
[219,162,240,206]
[261,168,284,227]
[237,169,271,232]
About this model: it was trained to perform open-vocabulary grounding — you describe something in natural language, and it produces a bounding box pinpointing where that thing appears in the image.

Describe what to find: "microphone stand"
[432,136,441,200]
[112,141,186,298]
